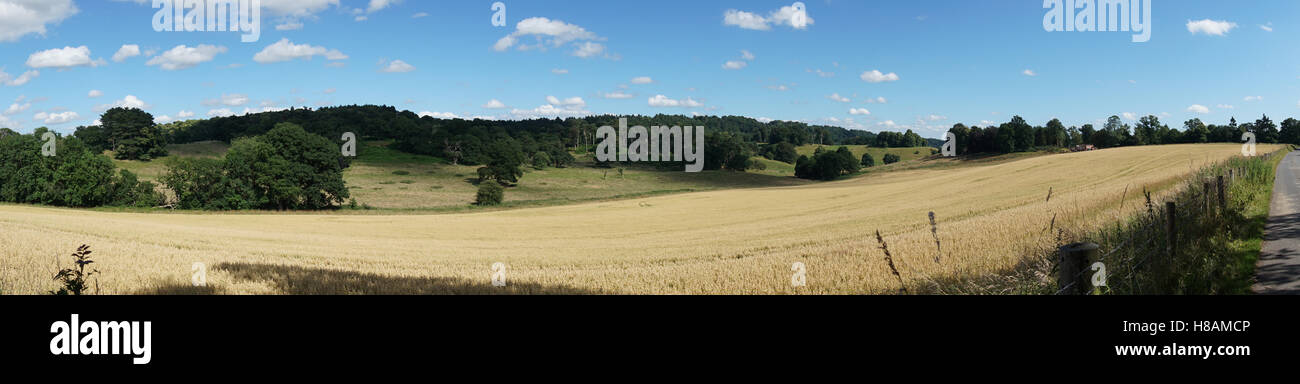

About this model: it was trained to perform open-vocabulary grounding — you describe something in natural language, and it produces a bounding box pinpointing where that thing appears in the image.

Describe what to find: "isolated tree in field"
[478,138,524,185]
[883,153,901,165]
[100,107,167,161]
[475,180,504,206]
[861,152,876,168]
[772,141,798,163]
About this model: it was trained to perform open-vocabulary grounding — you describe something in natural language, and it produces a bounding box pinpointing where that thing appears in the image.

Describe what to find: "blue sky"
[1,0,1298,137]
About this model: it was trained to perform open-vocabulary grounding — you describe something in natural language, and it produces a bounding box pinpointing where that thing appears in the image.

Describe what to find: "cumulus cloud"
[723,3,814,31]
[379,59,415,73]
[1186,104,1211,114]
[860,70,900,83]
[178,110,195,118]
[493,17,608,58]
[827,93,851,103]
[366,0,399,13]
[509,96,590,118]
[26,46,103,69]
[0,0,78,42]
[1187,19,1237,36]
[722,60,747,70]
[34,110,78,125]
[3,101,30,116]
[112,44,141,62]
[261,0,340,18]
[0,68,39,87]
[146,45,227,70]
[1245,96,1263,102]
[88,89,102,98]
[630,76,653,84]
[864,96,887,104]
[253,39,348,63]
[648,94,703,108]
[1022,69,1037,77]
[483,99,507,109]
[848,108,871,115]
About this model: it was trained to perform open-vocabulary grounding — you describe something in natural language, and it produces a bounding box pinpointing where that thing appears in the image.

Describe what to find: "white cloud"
[203,94,250,107]
[510,96,591,118]
[412,12,429,19]
[379,59,415,73]
[1261,23,1274,32]
[807,68,834,78]
[366,0,399,13]
[35,111,78,125]
[253,38,348,63]
[741,50,755,61]
[864,96,887,104]
[1022,69,1037,77]
[767,84,790,92]
[493,17,607,58]
[573,42,605,58]
[354,15,368,22]
[26,46,103,69]
[418,111,459,119]
[723,3,814,31]
[0,0,77,42]
[482,99,507,109]
[648,94,703,108]
[860,70,900,83]
[275,21,304,31]
[827,93,850,103]
[756,117,774,124]
[547,96,587,109]
[1121,112,1138,120]
[261,0,340,18]
[207,108,235,117]
[0,114,19,129]
[630,76,654,84]
[551,68,569,75]
[154,115,173,124]
[146,44,227,70]
[3,102,30,116]
[112,44,141,62]
[848,108,871,115]
[88,89,103,98]
[879,120,897,127]
[0,68,39,87]
[601,91,635,99]
[1245,96,1263,102]
[1187,19,1237,36]
[97,95,148,111]
[722,60,748,70]
[1216,104,1235,109]
[1186,104,1211,114]
[926,114,947,121]
[178,110,195,118]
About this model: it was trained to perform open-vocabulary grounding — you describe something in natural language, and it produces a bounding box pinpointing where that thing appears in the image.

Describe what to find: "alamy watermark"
[595,118,705,173]
[1043,0,1152,43]
[152,0,261,43]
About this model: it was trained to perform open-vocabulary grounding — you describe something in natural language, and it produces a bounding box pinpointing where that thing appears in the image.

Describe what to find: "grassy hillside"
[113,141,808,210]
[3,143,1277,294]
[796,145,937,163]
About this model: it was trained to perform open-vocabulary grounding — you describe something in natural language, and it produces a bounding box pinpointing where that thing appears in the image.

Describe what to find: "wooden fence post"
[1058,242,1100,295]
[1203,181,1211,212]
[1217,176,1226,213]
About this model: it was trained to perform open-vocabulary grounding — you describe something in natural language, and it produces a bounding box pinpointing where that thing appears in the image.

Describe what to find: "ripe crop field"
[0,144,1273,295]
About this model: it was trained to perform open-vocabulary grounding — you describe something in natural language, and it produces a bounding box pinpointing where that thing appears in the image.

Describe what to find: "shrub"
[533,151,552,170]
[51,245,97,296]
[475,180,505,206]
[861,153,876,168]
[883,153,902,165]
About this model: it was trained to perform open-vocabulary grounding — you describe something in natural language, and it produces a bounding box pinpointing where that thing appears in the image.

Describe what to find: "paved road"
[1256,150,1300,294]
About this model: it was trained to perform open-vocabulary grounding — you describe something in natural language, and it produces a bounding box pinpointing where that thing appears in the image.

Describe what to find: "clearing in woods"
[0,144,1272,294]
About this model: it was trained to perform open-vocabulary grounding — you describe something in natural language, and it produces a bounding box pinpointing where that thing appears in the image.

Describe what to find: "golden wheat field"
[0,144,1276,295]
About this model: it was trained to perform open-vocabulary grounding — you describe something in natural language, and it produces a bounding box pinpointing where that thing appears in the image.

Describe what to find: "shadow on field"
[134,284,225,295]
[211,262,601,295]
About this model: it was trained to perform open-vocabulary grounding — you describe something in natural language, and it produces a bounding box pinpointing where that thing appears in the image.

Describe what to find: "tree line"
[947,114,1300,155]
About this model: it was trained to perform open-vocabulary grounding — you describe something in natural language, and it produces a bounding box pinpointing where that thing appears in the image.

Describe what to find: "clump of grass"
[400,180,414,184]
[392,170,410,176]
[379,181,396,185]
